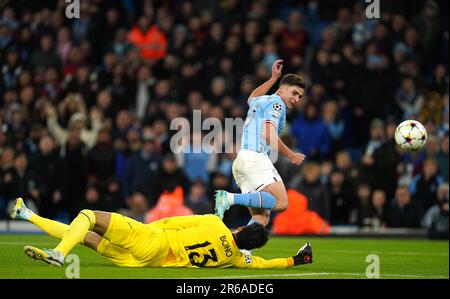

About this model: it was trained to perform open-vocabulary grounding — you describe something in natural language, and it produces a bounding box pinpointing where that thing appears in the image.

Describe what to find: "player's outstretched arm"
[232,242,313,269]
[233,255,294,269]
[248,59,283,102]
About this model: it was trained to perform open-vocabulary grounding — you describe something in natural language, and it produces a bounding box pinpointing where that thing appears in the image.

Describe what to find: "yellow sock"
[29,214,69,240]
[55,210,96,256]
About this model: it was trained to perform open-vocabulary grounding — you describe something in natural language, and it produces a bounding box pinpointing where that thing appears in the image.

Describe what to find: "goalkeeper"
[10,198,312,269]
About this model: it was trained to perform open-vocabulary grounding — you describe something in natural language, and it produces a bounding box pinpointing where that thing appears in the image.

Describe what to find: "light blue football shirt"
[241,94,286,154]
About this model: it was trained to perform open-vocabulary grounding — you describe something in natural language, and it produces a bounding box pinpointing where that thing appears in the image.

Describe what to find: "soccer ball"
[394,120,427,152]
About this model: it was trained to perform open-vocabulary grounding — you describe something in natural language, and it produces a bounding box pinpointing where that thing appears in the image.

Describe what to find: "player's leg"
[245,181,287,226]
[23,209,108,266]
[215,151,286,218]
[52,209,98,257]
[215,189,277,218]
[247,208,271,226]
[23,209,97,267]
[10,198,69,239]
[261,180,288,212]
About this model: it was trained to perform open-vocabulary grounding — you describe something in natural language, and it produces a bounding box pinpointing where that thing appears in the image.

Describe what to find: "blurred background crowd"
[0,0,448,237]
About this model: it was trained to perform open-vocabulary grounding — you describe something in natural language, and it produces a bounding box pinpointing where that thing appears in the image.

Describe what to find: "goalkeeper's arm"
[232,242,313,269]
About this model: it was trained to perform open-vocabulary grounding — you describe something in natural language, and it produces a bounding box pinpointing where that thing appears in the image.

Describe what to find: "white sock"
[227,192,235,205]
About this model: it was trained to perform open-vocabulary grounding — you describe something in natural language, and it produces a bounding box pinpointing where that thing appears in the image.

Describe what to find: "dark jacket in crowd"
[388,200,424,228]
[124,150,160,196]
[295,180,331,222]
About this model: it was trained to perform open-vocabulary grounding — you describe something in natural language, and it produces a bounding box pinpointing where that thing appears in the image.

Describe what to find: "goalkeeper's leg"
[53,210,111,258]
[83,231,141,267]
[10,198,69,239]
[23,210,112,266]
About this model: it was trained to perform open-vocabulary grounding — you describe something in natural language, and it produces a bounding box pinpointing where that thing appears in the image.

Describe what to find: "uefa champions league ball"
[394,120,428,152]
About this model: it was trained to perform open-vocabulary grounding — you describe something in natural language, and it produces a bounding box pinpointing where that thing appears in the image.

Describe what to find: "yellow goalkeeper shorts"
[98,213,169,267]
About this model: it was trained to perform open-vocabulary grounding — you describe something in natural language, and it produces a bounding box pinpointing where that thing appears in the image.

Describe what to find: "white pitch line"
[259,248,449,256]
[191,272,449,279]
[0,241,55,246]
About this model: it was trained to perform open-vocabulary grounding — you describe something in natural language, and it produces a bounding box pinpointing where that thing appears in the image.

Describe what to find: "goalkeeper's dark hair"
[234,223,269,250]
[279,74,306,90]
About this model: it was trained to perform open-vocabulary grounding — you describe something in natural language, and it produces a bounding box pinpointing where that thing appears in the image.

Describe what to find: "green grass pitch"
[0,234,447,279]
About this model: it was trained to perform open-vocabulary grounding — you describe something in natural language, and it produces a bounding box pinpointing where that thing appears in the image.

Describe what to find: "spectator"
[361,119,401,199]
[328,169,353,225]
[119,190,149,222]
[95,89,116,122]
[112,110,132,141]
[332,7,353,47]
[1,147,16,217]
[279,11,309,60]
[310,49,333,89]
[65,65,95,107]
[56,27,72,64]
[395,77,425,119]
[148,153,191,204]
[409,158,445,210]
[87,128,116,183]
[422,183,449,228]
[151,118,171,156]
[46,103,103,149]
[29,35,61,70]
[428,64,448,95]
[419,91,444,126]
[132,65,155,121]
[427,196,449,239]
[292,102,330,160]
[59,119,89,219]
[127,15,168,62]
[124,132,160,196]
[436,134,449,181]
[185,180,214,215]
[103,176,124,212]
[5,103,28,148]
[412,0,441,69]
[4,152,43,214]
[360,119,383,174]
[353,183,372,227]
[76,183,104,212]
[29,135,62,219]
[291,162,330,222]
[322,100,346,158]
[1,46,22,92]
[424,135,440,159]
[368,189,389,229]
[389,186,423,228]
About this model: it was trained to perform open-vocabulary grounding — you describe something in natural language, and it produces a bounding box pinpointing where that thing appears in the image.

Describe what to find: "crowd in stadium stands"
[0,0,448,237]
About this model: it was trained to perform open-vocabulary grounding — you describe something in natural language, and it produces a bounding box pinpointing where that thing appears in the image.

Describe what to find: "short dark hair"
[234,223,269,250]
[279,74,306,90]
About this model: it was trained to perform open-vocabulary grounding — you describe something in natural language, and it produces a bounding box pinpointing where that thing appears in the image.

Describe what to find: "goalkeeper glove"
[293,242,313,265]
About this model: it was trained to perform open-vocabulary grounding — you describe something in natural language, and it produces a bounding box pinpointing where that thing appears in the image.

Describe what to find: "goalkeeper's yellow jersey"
[148,214,294,269]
